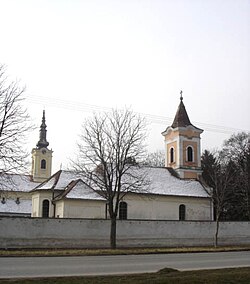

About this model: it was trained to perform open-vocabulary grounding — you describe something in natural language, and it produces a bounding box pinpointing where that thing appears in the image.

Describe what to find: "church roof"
[0,173,39,192]
[32,168,209,199]
[141,167,209,198]
[54,179,105,201]
[163,93,203,133]
[31,170,85,192]
[171,97,192,128]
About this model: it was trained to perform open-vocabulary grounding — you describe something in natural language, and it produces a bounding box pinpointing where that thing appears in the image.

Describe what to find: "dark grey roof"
[171,98,192,128]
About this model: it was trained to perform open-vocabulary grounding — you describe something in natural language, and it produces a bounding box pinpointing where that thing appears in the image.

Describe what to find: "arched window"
[119,202,127,220]
[170,147,174,163]
[187,146,193,162]
[41,159,46,169]
[179,204,186,221]
[42,199,50,218]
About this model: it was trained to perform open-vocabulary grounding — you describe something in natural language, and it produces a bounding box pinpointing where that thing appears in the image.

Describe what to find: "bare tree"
[72,109,148,248]
[143,149,165,167]
[201,150,236,247]
[221,132,250,220]
[0,64,31,182]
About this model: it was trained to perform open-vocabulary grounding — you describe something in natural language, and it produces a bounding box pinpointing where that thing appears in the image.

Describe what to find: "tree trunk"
[247,161,250,220]
[214,216,220,247]
[110,217,117,249]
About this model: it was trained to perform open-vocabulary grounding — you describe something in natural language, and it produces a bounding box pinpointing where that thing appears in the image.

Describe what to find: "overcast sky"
[1,0,249,173]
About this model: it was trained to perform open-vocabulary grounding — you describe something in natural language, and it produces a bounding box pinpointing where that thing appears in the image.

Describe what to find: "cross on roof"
[180,90,183,101]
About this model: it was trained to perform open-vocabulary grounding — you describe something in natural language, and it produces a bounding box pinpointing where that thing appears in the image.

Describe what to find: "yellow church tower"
[162,92,203,179]
[31,110,53,182]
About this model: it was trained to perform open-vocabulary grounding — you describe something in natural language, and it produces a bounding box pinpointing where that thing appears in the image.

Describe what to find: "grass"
[0,267,250,284]
[1,245,250,257]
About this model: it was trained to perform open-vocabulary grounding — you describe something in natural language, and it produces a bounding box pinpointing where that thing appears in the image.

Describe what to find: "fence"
[0,217,249,248]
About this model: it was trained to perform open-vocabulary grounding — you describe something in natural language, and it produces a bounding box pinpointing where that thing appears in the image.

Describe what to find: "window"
[170,147,174,163]
[187,146,193,162]
[41,159,46,169]
[179,204,186,221]
[1,197,6,204]
[119,202,127,220]
[16,197,20,204]
[42,199,50,218]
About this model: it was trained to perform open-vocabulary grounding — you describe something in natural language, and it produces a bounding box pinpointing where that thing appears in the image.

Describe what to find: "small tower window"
[1,197,6,204]
[42,199,50,218]
[16,197,20,204]
[41,159,46,169]
[179,204,186,220]
[170,147,174,163]
[119,201,128,220]
[187,146,193,162]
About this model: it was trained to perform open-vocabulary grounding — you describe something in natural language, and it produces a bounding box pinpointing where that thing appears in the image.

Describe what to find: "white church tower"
[162,92,203,179]
[31,110,53,182]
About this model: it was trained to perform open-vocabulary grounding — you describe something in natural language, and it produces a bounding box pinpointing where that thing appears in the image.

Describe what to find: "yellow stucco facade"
[182,140,198,167]
[31,147,53,183]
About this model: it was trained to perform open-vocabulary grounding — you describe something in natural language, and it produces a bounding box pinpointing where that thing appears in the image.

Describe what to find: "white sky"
[0,0,249,173]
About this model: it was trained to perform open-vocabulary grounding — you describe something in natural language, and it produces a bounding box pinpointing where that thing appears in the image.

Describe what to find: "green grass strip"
[1,246,250,257]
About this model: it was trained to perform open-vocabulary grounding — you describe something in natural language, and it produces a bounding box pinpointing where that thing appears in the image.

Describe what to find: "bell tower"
[162,92,203,179]
[31,110,53,182]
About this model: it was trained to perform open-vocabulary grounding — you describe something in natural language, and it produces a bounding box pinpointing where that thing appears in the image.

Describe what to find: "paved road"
[0,251,250,279]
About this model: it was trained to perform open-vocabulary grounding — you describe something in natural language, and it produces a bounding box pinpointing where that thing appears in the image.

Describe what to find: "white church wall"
[0,192,32,217]
[60,200,106,219]
[31,195,39,217]
[0,197,31,217]
[52,194,212,221]
[0,217,249,249]
[31,192,54,218]
[122,193,212,221]
[55,200,64,218]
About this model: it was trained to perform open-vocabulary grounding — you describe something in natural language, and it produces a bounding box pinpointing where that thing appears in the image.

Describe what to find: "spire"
[171,91,192,128]
[36,110,49,149]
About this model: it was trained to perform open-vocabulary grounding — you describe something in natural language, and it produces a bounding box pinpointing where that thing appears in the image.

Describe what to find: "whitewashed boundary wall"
[0,217,249,249]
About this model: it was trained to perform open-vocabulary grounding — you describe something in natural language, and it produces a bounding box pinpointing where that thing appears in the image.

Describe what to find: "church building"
[0,111,52,216]
[0,95,213,221]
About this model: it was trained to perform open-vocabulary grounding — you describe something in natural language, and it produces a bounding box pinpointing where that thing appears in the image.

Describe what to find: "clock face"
[42,149,46,154]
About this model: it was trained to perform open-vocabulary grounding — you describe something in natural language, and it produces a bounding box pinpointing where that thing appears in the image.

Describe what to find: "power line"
[25,95,249,135]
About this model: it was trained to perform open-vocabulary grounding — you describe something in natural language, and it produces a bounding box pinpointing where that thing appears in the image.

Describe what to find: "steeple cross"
[180,90,183,101]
